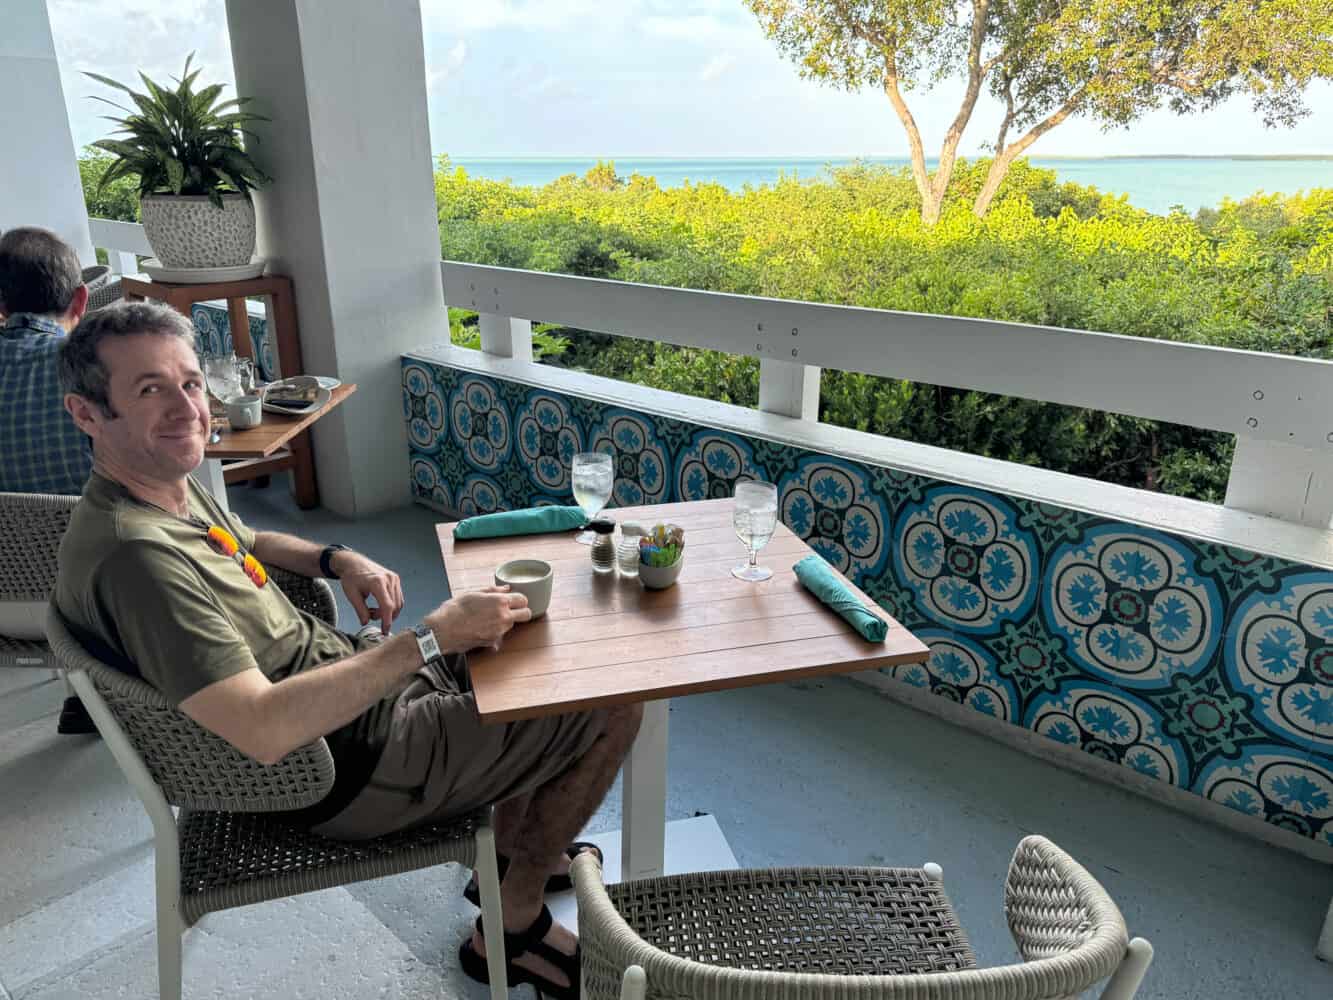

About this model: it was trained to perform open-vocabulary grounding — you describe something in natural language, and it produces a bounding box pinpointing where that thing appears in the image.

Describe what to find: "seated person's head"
[60,301,210,483]
[0,227,88,330]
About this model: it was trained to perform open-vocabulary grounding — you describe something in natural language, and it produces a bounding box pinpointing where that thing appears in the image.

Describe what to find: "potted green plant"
[87,55,270,269]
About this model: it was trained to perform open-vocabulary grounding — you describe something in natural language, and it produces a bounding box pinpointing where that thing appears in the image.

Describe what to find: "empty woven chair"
[573,834,1154,1000]
[45,580,510,1000]
[0,492,77,674]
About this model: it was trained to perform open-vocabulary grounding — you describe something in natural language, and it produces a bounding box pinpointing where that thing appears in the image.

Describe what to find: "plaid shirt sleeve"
[0,316,94,496]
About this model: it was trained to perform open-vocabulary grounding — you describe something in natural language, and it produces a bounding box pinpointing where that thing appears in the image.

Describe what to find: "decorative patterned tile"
[190,303,277,381]
[404,356,1333,846]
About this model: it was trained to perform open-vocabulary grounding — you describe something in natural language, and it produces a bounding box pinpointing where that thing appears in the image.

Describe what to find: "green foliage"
[433,156,1333,503]
[743,2,1333,220]
[79,150,140,222]
[85,54,270,208]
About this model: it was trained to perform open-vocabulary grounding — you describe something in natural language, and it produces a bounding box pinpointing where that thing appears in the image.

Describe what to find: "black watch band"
[319,543,350,579]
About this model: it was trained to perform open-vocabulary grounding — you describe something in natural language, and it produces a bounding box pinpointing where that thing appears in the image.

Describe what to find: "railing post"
[758,358,821,421]
[1225,437,1333,529]
[107,250,138,275]
[478,312,533,362]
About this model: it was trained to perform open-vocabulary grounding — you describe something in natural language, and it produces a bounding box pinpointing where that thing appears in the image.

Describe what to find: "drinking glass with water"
[732,480,778,582]
[571,452,613,545]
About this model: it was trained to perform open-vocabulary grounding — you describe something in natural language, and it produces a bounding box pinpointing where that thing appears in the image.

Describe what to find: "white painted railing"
[87,217,151,274]
[441,261,1333,530]
[85,218,1333,530]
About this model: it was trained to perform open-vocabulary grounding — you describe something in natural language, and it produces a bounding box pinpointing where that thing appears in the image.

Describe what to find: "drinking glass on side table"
[732,480,778,582]
[571,452,614,545]
[202,352,243,441]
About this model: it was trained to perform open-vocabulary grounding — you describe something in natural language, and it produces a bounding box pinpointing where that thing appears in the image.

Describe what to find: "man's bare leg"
[493,792,531,856]
[493,792,587,883]
[472,702,643,987]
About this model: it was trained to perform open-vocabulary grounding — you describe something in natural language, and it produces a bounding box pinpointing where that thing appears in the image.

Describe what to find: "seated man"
[53,301,639,999]
[0,226,97,735]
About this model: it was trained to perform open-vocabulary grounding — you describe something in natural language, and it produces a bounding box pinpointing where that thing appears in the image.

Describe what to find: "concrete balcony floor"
[2,484,1331,999]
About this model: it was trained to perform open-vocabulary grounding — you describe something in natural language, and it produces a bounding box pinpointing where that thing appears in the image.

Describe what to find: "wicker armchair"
[44,582,510,1000]
[0,492,77,674]
[572,835,1154,1000]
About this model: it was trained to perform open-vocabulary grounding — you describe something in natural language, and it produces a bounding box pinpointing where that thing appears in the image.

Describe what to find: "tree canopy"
[746,0,1333,223]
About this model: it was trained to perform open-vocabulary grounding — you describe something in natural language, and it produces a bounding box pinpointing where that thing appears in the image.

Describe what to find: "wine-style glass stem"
[749,549,758,568]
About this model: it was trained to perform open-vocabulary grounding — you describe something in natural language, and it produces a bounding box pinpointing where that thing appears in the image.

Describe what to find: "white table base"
[622,699,670,881]
[194,457,230,514]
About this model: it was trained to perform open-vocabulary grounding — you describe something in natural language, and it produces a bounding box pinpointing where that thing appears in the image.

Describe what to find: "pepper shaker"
[590,519,616,574]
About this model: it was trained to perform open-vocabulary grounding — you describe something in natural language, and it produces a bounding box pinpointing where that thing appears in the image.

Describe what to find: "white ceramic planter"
[140,193,256,268]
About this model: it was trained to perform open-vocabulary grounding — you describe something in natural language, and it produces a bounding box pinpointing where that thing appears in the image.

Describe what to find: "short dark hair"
[0,227,83,316]
[60,301,199,417]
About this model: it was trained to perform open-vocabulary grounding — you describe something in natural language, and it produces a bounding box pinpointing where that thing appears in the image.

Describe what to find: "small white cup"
[226,394,263,429]
[495,559,553,619]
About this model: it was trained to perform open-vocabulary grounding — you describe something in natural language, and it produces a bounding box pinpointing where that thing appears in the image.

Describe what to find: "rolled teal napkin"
[453,506,587,540]
[793,554,888,642]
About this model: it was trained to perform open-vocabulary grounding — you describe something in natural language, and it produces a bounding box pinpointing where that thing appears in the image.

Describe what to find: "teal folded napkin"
[793,554,888,642]
[453,506,587,540]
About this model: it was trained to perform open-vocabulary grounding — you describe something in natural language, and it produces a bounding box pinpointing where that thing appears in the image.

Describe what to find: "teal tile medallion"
[403,358,1333,849]
[191,302,279,382]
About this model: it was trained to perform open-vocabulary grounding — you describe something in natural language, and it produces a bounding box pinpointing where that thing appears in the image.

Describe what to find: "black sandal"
[462,840,602,906]
[458,903,579,1000]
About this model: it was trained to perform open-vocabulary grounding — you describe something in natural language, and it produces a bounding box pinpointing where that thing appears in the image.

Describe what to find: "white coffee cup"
[226,394,263,429]
[494,559,553,620]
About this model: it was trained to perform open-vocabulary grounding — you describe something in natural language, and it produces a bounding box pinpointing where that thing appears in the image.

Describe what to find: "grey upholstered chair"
[0,492,77,675]
[572,835,1154,1000]
[44,571,510,1000]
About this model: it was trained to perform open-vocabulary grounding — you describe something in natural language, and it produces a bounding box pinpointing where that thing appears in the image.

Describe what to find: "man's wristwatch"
[319,543,350,579]
[412,623,442,664]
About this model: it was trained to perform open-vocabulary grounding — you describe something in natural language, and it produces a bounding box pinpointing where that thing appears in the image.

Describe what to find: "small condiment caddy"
[636,522,685,589]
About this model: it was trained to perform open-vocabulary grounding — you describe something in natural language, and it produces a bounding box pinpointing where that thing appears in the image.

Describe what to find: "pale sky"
[51,0,1333,159]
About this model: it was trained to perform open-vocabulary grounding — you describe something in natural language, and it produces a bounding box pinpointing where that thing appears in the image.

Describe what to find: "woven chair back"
[574,840,1132,1000]
[0,493,76,602]
[45,606,335,812]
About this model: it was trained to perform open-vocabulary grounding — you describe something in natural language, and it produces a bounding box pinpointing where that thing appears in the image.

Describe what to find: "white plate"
[260,380,331,416]
[141,257,266,284]
[312,376,342,390]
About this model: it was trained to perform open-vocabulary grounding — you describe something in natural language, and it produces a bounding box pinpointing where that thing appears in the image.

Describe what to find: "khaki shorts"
[312,655,607,841]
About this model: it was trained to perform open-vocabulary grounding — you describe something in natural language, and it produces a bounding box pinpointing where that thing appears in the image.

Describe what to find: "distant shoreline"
[445,153,1333,162]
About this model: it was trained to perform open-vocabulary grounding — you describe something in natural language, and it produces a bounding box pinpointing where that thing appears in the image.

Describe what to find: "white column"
[0,1,95,263]
[225,0,445,516]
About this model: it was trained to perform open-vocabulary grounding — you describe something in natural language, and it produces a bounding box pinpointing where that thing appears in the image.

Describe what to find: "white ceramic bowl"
[638,558,683,590]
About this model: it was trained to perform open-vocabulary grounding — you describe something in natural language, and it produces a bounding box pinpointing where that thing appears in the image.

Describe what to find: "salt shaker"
[590,519,616,574]
[618,521,644,577]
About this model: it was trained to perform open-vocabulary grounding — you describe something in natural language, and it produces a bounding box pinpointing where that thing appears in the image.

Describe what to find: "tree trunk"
[972,150,1018,217]
[973,90,1087,217]
[881,67,937,225]
[920,189,944,226]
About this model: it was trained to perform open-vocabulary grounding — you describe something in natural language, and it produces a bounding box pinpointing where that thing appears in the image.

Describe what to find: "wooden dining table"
[437,497,930,881]
[195,384,356,514]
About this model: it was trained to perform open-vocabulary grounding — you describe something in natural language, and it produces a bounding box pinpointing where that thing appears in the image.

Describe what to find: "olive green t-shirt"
[55,472,355,701]
[54,472,397,824]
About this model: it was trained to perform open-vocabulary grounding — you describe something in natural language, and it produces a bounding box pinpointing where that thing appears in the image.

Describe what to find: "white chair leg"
[474,823,508,1000]
[1317,894,1333,962]
[619,964,647,1000]
[1098,937,1153,1000]
[154,844,185,1000]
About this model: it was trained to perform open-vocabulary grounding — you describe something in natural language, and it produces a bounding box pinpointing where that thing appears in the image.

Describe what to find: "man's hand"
[425,586,531,653]
[331,550,404,634]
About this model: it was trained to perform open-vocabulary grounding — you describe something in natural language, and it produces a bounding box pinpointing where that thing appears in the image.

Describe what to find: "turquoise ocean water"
[448,156,1332,215]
